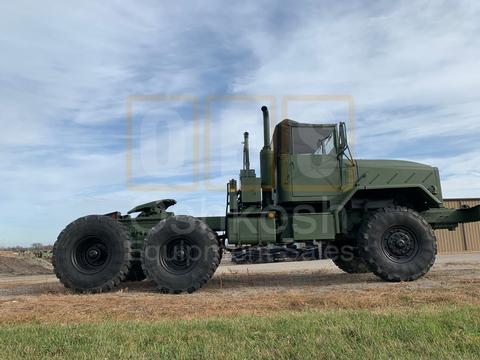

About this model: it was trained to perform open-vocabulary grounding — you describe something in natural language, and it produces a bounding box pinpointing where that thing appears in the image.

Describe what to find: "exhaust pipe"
[243,132,250,170]
[261,106,271,149]
[260,106,274,207]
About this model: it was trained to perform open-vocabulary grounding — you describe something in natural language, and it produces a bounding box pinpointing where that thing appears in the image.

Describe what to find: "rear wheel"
[142,215,220,294]
[53,215,132,293]
[358,207,437,282]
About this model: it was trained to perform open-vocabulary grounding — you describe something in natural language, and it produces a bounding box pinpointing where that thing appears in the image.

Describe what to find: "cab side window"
[292,126,335,155]
[314,132,334,155]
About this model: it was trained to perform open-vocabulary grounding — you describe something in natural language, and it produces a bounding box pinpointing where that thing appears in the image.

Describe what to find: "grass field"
[0,305,479,360]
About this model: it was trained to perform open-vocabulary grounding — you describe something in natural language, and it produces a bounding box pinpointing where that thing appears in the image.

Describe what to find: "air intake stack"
[260,106,274,207]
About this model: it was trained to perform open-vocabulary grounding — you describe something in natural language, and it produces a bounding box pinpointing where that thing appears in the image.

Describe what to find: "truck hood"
[354,159,442,200]
[356,159,435,171]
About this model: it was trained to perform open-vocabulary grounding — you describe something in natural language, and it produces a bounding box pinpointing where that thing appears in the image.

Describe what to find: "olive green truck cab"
[53,106,480,293]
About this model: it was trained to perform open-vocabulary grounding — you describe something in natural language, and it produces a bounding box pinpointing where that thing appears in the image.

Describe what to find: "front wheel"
[330,237,370,274]
[358,207,437,282]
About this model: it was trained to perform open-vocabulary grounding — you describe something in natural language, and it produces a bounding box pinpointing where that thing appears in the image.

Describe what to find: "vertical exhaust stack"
[260,106,274,207]
[262,106,271,149]
[243,132,250,170]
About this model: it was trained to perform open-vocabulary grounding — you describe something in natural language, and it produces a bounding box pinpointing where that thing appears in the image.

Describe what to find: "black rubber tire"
[330,237,370,274]
[142,215,220,294]
[358,207,437,282]
[124,261,146,282]
[53,215,132,293]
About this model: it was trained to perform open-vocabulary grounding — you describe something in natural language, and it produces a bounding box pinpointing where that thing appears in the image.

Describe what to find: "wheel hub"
[87,248,100,260]
[174,248,187,261]
[72,238,110,274]
[383,227,418,262]
[161,238,199,274]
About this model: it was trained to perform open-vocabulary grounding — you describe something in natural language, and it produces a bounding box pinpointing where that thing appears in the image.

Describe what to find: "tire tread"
[141,215,221,294]
[358,207,437,282]
[53,215,132,293]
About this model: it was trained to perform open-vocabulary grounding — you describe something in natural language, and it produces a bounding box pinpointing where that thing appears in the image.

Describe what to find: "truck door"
[290,125,341,198]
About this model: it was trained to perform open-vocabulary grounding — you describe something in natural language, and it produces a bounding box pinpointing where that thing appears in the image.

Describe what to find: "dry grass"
[0,275,479,324]
[1,254,479,325]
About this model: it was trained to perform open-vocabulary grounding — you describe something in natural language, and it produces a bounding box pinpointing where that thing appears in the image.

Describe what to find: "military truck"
[53,106,480,293]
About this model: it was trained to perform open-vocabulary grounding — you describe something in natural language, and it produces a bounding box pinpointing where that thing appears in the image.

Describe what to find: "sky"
[1,0,480,246]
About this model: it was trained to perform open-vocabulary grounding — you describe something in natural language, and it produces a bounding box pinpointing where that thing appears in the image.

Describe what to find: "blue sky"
[1,1,480,246]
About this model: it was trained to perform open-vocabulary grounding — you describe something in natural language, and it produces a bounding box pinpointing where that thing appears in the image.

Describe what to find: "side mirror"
[339,122,348,153]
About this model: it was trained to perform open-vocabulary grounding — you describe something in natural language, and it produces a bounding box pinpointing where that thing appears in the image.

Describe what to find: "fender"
[331,185,442,233]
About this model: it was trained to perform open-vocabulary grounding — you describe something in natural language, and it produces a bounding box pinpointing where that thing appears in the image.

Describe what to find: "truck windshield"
[292,126,335,155]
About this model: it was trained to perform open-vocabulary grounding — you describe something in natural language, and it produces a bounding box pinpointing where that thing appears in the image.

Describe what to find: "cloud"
[231,0,480,194]
[1,1,480,246]
[0,1,276,246]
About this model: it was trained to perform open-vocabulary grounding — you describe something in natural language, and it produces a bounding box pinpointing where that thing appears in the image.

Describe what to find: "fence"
[436,199,480,253]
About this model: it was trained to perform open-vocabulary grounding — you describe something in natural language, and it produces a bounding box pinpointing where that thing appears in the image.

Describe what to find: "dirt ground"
[0,251,52,276]
[0,253,479,324]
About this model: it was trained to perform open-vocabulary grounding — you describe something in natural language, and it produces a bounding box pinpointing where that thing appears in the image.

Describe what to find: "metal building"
[436,199,480,253]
